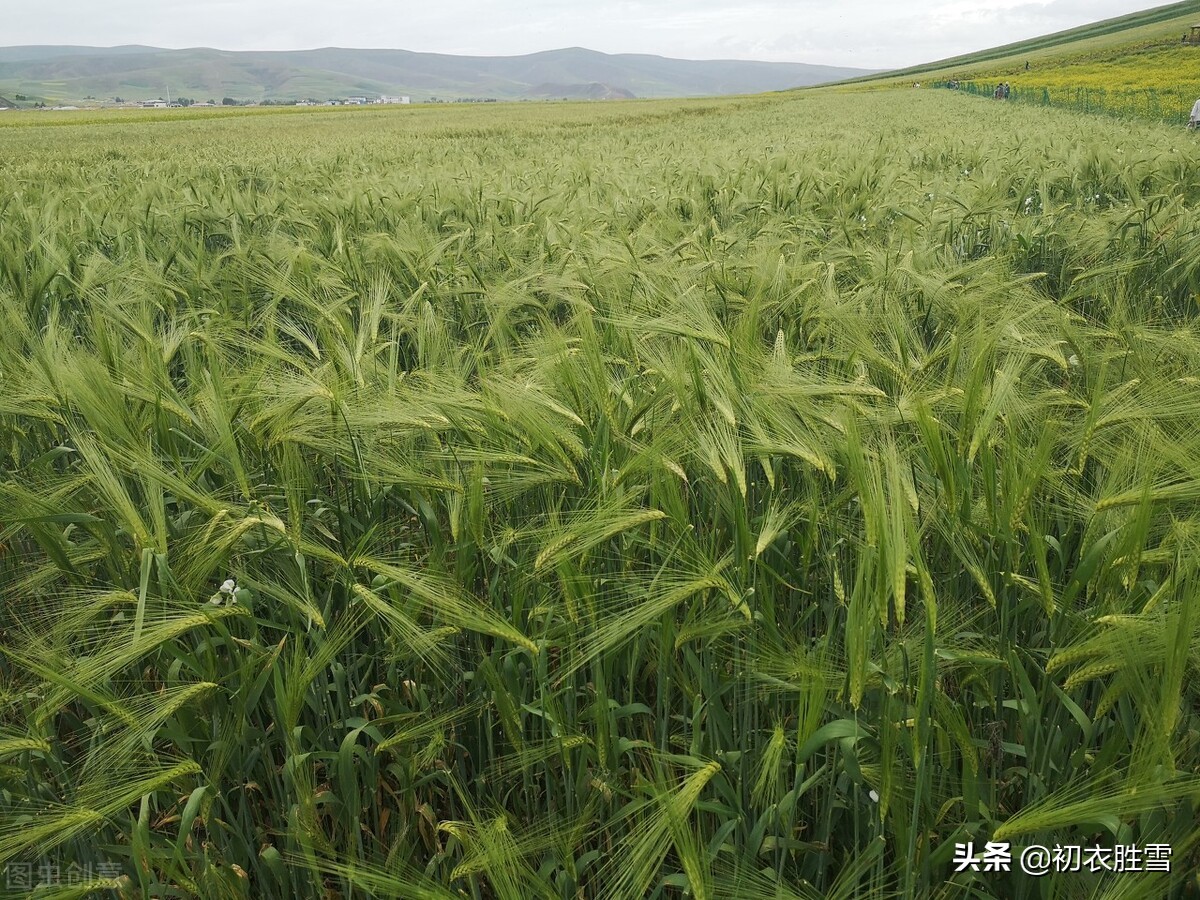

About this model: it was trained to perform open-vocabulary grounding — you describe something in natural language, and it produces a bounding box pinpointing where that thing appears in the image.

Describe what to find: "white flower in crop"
[210,578,238,606]
[868,789,880,803]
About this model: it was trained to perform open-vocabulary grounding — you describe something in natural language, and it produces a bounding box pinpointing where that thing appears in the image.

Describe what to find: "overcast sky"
[5,1,1166,69]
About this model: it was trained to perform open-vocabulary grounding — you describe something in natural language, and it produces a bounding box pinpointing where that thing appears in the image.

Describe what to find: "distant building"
[346,96,368,105]
[141,100,168,108]
[378,95,410,105]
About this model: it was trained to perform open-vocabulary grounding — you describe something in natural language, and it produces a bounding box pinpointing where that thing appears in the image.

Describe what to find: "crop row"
[1,92,1200,897]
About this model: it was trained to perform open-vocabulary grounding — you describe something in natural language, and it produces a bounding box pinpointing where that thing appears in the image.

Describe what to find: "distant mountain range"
[0,45,877,103]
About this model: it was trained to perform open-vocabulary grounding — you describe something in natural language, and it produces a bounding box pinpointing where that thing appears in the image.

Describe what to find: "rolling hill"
[846,0,1200,88]
[838,1,1200,125]
[0,45,875,104]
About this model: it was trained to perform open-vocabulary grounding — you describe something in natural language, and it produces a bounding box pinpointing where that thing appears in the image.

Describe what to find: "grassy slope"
[833,1,1200,125]
[843,0,1200,86]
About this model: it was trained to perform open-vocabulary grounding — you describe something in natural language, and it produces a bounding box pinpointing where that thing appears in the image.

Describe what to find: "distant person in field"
[1190,97,1200,128]
[1003,83,1010,99]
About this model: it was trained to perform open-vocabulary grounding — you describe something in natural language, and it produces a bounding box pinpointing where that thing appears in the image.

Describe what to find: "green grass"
[856,0,1200,128]
[843,0,1200,86]
[2,92,1200,898]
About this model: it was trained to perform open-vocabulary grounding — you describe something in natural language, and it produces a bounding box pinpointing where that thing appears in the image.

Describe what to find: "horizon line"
[0,42,881,69]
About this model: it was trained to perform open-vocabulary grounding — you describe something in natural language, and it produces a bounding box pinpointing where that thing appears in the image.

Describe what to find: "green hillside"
[847,0,1200,84]
[837,1,1200,125]
[0,45,874,104]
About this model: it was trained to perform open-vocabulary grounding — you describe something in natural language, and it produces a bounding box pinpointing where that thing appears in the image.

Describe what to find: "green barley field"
[3,90,1200,898]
